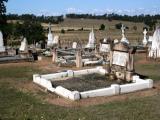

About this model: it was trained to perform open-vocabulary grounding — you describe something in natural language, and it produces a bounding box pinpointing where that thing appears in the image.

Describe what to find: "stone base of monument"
[19,52,30,58]
[33,67,153,101]
[0,51,7,56]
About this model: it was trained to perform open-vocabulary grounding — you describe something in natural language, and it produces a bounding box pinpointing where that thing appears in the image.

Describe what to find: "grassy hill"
[42,18,151,45]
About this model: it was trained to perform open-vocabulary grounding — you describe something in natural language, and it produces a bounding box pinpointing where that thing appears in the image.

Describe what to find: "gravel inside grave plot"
[52,74,129,92]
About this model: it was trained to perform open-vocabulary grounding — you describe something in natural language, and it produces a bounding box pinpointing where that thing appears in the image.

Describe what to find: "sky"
[6,0,160,16]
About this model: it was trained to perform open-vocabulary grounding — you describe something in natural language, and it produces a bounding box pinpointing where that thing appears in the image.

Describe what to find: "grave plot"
[52,74,129,92]
[33,67,153,101]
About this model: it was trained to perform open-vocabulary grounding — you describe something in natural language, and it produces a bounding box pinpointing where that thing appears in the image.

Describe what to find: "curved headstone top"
[113,42,130,52]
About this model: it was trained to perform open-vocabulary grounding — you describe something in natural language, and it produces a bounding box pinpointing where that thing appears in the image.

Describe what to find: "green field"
[0,54,160,120]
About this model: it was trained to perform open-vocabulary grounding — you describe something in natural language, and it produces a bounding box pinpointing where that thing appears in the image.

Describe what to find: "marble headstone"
[100,44,110,53]
[72,42,77,49]
[53,35,59,45]
[47,23,54,47]
[143,29,148,46]
[86,28,96,48]
[0,31,5,52]
[114,39,119,44]
[19,38,28,52]
[120,24,129,44]
[149,27,160,58]
[148,36,153,42]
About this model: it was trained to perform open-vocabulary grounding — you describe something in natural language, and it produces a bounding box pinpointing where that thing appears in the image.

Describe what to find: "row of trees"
[66,13,160,23]
[7,21,46,45]
[7,14,64,24]
[66,13,159,30]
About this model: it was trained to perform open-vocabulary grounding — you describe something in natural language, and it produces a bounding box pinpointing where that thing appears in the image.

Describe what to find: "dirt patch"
[53,74,129,92]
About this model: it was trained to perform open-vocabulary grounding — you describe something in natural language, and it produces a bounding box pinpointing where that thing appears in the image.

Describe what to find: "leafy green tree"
[16,21,46,45]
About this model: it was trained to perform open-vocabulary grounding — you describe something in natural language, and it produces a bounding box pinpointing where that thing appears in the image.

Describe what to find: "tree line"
[66,13,159,30]
[7,14,64,24]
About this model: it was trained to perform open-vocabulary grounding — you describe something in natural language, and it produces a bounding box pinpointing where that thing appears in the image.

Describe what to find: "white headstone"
[19,38,28,52]
[72,42,77,49]
[86,28,96,48]
[120,24,129,44]
[149,27,160,58]
[112,51,128,67]
[0,31,5,52]
[53,35,59,45]
[148,36,153,42]
[47,23,54,47]
[114,39,119,44]
[103,38,107,43]
[100,44,110,53]
[143,29,148,45]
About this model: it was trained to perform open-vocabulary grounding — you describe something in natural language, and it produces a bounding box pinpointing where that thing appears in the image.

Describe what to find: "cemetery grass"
[0,55,160,119]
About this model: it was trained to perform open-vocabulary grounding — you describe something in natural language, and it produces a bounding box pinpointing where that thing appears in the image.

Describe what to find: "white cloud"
[66,7,83,14]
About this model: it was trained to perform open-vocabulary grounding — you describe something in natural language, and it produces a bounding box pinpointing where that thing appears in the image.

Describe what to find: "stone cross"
[143,29,148,45]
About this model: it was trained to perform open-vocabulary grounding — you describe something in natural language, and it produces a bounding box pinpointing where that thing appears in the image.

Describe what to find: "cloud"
[66,7,83,14]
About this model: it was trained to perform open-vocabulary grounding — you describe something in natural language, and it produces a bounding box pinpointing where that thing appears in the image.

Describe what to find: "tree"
[99,24,106,30]
[115,23,122,29]
[0,0,8,14]
[61,29,65,34]
[0,0,8,45]
[15,21,46,45]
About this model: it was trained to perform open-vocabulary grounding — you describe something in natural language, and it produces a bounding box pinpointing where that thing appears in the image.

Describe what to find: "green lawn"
[0,60,160,120]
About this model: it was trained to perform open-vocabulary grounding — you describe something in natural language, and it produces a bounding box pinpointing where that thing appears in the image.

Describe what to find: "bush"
[99,24,106,30]
[133,26,137,31]
[61,29,65,34]
[115,23,122,29]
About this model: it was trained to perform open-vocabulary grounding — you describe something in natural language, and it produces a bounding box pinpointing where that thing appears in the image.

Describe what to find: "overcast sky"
[6,0,160,16]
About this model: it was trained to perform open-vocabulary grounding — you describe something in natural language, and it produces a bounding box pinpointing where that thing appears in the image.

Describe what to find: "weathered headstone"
[110,42,135,82]
[52,48,57,63]
[76,49,83,68]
